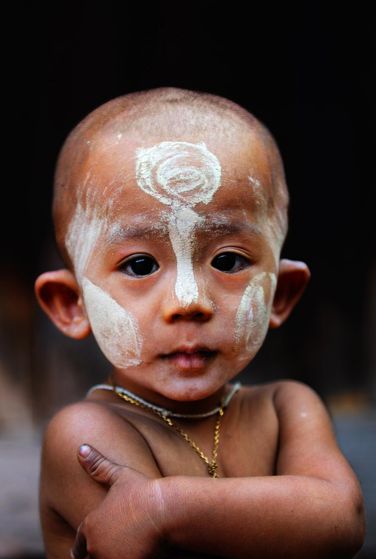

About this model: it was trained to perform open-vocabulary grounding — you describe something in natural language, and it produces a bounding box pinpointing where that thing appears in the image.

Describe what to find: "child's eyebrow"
[106,222,170,245]
[104,214,263,246]
[201,215,263,238]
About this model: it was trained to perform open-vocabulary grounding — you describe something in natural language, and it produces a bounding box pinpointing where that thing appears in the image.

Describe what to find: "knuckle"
[107,464,121,485]
[88,453,106,476]
[89,456,119,484]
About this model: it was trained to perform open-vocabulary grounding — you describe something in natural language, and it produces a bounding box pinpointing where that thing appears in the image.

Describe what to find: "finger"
[70,522,88,559]
[78,444,122,486]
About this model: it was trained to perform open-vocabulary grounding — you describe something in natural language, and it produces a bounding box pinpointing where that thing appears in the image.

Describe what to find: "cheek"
[82,278,143,369]
[234,272,277,355]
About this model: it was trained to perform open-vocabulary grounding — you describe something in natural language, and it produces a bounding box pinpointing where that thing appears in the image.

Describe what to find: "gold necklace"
[113,388,225,478]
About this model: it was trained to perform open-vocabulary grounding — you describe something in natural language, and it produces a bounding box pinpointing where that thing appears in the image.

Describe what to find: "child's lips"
[161,347,218,370]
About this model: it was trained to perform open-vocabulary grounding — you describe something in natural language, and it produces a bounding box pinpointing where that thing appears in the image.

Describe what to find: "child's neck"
[105,373,235,417]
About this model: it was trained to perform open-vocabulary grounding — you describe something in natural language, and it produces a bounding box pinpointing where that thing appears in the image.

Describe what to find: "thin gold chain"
[113,389,224,478]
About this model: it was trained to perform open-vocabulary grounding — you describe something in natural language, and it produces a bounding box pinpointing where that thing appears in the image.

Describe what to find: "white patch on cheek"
[235,272,277,353]
[82,278,142,368]
[168,207,204,306]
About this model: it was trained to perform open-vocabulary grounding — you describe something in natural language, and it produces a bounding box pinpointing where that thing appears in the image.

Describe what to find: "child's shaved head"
[53,87,289,267]
[38,87,310,395]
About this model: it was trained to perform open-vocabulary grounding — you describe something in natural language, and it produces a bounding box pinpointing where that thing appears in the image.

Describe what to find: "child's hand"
[71,444,168,559]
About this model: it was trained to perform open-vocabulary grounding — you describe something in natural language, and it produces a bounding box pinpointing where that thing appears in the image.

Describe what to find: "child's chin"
[157,377,230,407]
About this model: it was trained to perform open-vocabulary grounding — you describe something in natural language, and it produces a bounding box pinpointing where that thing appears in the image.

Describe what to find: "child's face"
[66,131,282,405]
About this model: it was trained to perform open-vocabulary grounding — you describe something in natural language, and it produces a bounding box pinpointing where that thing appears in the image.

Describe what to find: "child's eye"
[211,252,251,273]
[119,254,159,277]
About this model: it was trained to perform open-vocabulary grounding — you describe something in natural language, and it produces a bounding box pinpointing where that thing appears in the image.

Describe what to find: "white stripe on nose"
[168,207,204,307]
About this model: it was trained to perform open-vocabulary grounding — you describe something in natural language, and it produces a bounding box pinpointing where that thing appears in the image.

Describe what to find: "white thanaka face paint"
[247,175,284,268]
[135,141,221,306]
[65,202,107,281]
[66,203,144,370]
[65,138,282,374]
[167,207,204,306]
[136,141,221,207]
[235,272,277,353]
[248,175,261,191]
[265,219,283,268]
[82,278,142,368]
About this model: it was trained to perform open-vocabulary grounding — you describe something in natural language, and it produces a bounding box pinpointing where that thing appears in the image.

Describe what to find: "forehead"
[75,130,274,222]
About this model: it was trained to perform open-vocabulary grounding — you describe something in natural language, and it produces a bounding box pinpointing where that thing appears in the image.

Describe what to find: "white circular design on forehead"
[135,141,221,207]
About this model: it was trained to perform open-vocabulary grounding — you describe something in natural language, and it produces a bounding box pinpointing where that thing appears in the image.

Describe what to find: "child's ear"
[269,259,311,328]
[35,270,91,339]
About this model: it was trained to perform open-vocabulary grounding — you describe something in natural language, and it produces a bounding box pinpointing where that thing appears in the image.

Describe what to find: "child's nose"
[162,293,214,324]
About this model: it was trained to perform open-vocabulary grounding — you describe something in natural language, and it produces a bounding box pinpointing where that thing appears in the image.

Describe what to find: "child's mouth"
[162,347,217,370]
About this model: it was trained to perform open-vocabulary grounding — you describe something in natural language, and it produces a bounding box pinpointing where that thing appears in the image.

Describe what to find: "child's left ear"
[269,259,311,328]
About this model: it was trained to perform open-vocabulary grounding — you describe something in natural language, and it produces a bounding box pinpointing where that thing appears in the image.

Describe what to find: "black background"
[2,2,375,403]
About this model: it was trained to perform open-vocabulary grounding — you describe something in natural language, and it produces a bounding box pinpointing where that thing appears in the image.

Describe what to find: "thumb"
[78,444,123,487]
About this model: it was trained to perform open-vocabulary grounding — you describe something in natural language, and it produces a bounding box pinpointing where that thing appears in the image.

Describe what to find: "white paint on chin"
[235,272,277,353]
[82,278,142,369]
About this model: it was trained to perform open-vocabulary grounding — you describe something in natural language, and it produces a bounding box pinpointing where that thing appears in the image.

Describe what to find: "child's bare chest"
[117,386,279,478]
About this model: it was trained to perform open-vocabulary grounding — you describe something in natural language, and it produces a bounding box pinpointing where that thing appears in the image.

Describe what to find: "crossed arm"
[72,445,364,559]
[40,382,365,559]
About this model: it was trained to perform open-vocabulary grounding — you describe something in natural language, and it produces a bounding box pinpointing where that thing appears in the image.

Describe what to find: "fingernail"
[79,444,91,458]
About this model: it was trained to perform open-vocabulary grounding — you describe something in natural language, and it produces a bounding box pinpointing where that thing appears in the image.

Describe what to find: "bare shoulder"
[264,380,361,491]
[234,380,328,440]
[240,378,327,410]
[271,378,335,443]
[40,400,161,546]
[42,399,161,473]
[41,399,162,504]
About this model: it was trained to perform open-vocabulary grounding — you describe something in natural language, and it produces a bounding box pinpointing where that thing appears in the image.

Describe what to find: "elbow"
[345,500,366,557]
[331,489,366,558]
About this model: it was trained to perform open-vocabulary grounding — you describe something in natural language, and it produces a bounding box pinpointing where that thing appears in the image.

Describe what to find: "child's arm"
[39,400,164,559]
[72,382,365,559]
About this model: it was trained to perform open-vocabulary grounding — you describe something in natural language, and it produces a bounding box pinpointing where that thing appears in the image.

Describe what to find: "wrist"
[149,478,170,547]
[152,476,197,551]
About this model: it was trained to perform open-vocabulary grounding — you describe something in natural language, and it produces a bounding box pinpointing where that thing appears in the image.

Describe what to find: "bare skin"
[40,382,364,559]
[36,90,365,558]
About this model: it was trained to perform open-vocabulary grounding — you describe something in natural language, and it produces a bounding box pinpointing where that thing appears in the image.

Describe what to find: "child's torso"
[88,383,279,478]
[41,382,281,559]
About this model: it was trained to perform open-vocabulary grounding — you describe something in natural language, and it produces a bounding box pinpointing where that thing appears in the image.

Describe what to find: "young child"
[35,87,365,559]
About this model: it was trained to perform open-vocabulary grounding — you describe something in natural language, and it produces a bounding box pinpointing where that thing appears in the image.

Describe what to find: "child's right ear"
[35,270,91,339]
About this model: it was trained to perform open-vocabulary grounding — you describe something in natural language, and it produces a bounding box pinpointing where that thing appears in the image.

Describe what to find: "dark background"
[0,3,375,557]
[1,1,375,420]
